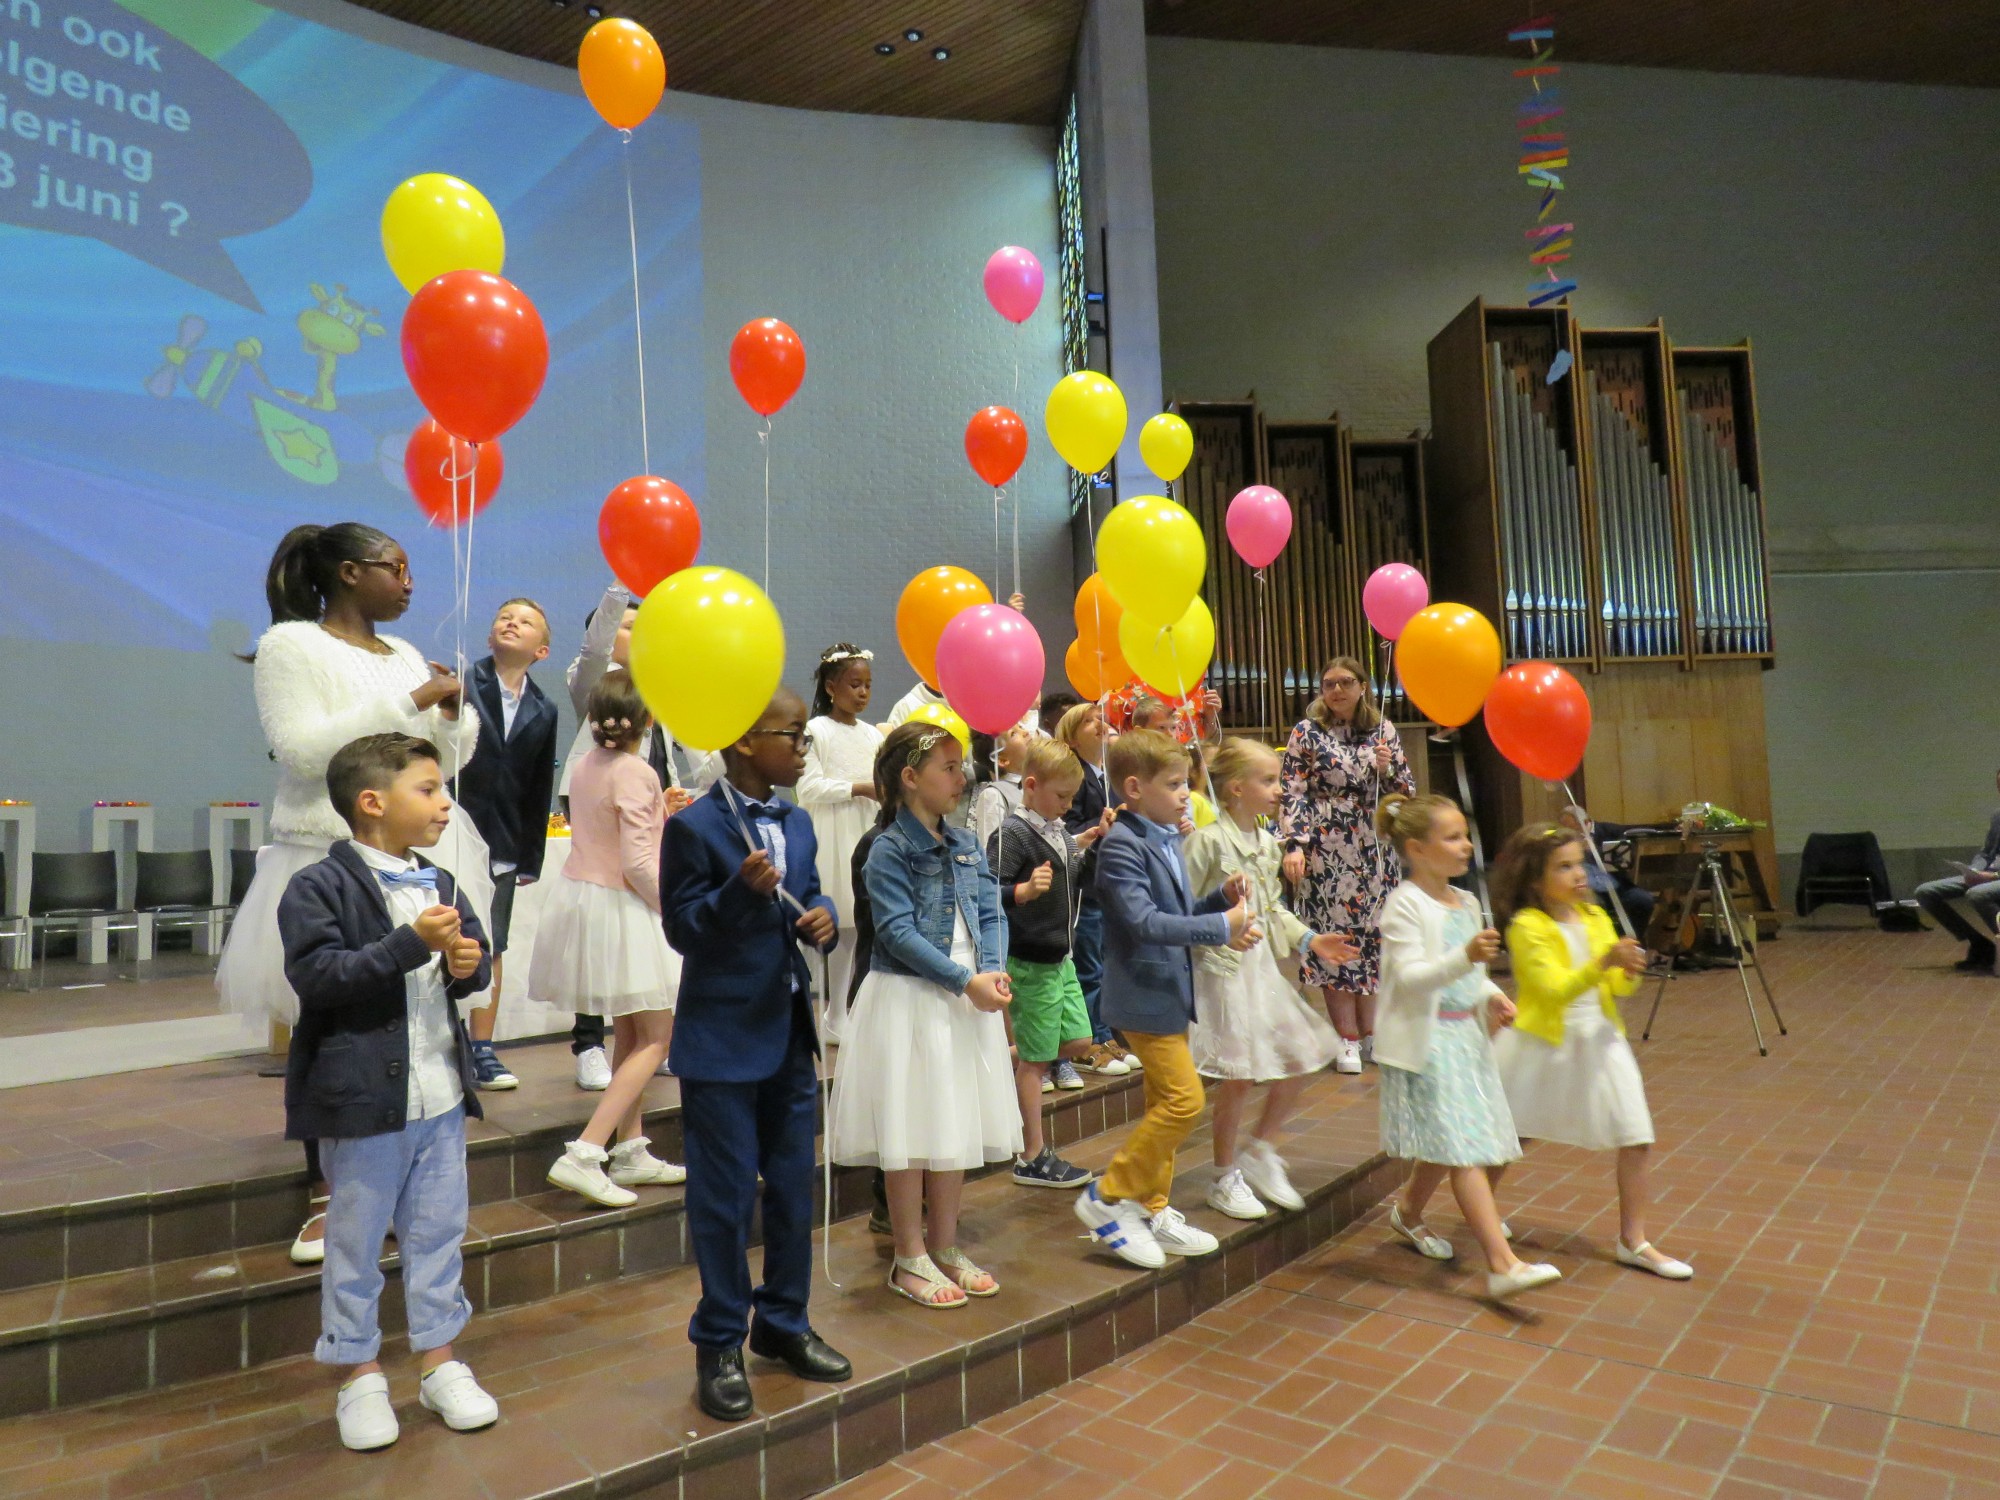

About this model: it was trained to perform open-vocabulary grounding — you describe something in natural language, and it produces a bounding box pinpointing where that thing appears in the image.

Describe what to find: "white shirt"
[498,675,523,739]
[972,774,1024,854]
[351,841,464,1123]
[883,681,947,729]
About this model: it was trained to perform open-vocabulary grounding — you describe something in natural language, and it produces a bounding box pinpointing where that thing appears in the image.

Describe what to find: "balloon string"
[620,131,651,477]
[1561,778,1637,940]
[1446,733,1493,923]
[1011,481,1021,603]
[759,418,773,596]
[1256,567,1272,738]
[992,485,1003,602]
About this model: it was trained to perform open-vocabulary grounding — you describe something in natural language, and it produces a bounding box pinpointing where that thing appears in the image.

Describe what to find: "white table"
[88,805,154,964]
[199,805,265,956]
[0,805,31,971]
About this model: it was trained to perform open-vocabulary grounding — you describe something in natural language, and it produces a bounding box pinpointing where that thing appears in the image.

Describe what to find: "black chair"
[0,850,23,972]
[229,846,259,906]
[135,849,231,955]
[1794,832,1892,917]
[26,850,137,980]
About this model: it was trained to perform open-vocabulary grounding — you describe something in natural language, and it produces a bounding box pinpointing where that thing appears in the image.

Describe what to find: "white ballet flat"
[1616,1239,1693,1280]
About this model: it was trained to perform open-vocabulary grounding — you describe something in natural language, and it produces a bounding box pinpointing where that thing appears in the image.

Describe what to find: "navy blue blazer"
[660,782,838,1084]
[278,841,491,1142]
[1093,810,1231,1035]
[452,657,558,879]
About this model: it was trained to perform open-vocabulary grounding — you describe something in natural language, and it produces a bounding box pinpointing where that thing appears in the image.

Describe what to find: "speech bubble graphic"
[0,0,311,310]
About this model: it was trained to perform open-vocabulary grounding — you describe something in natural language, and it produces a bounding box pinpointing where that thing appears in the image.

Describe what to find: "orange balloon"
[896,566,992,688]
[579,19,666,131]
[1064,636,1129,700]
[1073,572,1124,650]
[1396,603,1503,728]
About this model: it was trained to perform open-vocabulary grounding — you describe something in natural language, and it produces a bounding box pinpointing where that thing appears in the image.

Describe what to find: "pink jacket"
[563,747,666,911]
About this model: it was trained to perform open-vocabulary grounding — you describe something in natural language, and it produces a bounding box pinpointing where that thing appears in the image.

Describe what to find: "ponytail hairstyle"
[1306,654,1384,734]
[1492,821,1587,927]
[1375,791,1459,856]
[263,523,395,626]
[586,669,652,752]
[968,729,998,787]
[873,722,955,828]
[810,642,873,719]
[1205,736,1279,809]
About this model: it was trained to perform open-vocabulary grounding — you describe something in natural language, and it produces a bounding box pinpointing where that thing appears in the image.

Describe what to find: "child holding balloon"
[798,644,883,1043]
[827,723,1020,1307]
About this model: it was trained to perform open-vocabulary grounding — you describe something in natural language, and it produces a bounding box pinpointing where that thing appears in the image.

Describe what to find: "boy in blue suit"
[1073,729,1258,1271]
[660,686,851,1422]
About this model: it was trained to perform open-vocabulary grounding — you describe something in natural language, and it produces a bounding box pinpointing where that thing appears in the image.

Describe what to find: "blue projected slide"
[0,0,701,655]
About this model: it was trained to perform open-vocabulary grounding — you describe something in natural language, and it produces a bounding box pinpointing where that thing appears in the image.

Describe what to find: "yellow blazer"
[1505,904,1636,1046]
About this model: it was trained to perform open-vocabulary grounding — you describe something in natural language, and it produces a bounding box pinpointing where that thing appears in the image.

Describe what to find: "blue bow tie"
[377,866,438,891]
[746,803,787,823]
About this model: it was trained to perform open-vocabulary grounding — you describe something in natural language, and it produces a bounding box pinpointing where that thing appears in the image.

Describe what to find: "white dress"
[529,882,679,1017]
[1493,922,1656,1150]
[826,912,1022,1172]
[216,623,492,1028]
[798,715,884,1039]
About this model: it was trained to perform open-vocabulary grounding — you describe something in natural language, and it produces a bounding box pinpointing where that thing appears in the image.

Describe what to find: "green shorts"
[1007,955,1093,1064]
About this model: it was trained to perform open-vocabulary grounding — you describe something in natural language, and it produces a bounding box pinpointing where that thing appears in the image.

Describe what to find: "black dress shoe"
[748,1324,853,1383]
[695,1345,754,1421]
[1956,940,1996,972]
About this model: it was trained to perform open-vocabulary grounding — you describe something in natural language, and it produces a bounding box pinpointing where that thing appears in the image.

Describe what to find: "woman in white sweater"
[216,522,486,1260]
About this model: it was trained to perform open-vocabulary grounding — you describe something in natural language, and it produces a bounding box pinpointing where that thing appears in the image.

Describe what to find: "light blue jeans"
[315,1103,472,1366]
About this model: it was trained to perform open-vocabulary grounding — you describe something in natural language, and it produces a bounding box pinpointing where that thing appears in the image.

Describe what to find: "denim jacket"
[864,806,1005,993]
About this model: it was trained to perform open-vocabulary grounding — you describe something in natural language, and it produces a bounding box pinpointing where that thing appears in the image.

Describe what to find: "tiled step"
[0,1047,1147,1418]
[0,1074,1394,1500]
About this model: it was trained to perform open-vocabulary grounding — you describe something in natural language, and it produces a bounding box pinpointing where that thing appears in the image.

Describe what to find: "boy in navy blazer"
[660,687,852,1422]
[453,598,559,1090]
[278,732,497,1452]
[1073,729,1257,1271]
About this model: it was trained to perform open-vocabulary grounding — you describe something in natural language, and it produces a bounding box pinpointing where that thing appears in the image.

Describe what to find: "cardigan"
[1183,817,1311,978]
[252,621,479,846]
[1505,903,1638,1046]
[563,747,667,911]
[1374,881,1505,1073]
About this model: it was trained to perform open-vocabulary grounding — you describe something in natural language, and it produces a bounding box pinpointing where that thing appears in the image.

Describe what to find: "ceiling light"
[932,46,950,60]
[904,29,924,42]
[584,2,602,15]
[875,41,895,54]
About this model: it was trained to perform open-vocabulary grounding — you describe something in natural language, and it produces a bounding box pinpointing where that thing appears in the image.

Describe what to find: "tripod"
[1642,837,1787,1056]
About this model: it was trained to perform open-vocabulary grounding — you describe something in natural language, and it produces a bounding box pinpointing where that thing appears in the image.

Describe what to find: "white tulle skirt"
[827,919,1021,1172]
[1493,994,1655,1151]
[216,816,496,1027]
[526,876,679,1017]
[1190,942,1343,1081]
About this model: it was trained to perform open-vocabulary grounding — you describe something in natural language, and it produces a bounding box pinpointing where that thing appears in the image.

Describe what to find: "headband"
[820,647,874,666]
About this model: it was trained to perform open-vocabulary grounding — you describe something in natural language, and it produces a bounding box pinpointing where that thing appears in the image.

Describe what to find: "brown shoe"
[1110,1040,1143,1072]
[1076,1043,1131,1077]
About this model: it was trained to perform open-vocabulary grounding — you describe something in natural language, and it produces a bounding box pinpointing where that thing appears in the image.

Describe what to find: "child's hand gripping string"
[445,934,482,980]
[965,971,1012,1013]
[796,906,835,946]
[1465,927,1502,964]
[1017,862,1053,904]
[413,905,460,952]
[1602,937,1646,977]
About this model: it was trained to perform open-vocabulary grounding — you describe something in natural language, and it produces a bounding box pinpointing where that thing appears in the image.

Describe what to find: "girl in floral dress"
[1278,655,1413,1073]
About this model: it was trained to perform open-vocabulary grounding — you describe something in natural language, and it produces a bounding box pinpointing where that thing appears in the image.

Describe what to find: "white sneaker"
[1358,1036,1375,1067]
[1074,1184,1164,1269]
[1041,1075,1054,1094]
[1333,1038,1362,1075]
[1487,1261,1562,1300]
[335,1371,399,1451]
[1149,1206,1220,1257]
[607,1138,687,1187]
[1206,1167,1267,1221]
[418,1360,499,1432]
[1617,1240,1693,1280]
[547,1141,638,1207]
[1237,1138,1305,1212]
[574,1046,612,1091]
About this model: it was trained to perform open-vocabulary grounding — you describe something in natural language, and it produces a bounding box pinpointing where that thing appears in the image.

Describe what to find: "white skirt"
[808,801,873,923]
[217,837,331,1027]
[526,877,679,1017]
[1190,942,1342,1081]
[827,930,1021,1171]
[1493,994,1655,1150]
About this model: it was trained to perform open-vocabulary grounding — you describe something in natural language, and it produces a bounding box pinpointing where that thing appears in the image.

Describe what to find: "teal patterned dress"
[1378,899,1522,1168]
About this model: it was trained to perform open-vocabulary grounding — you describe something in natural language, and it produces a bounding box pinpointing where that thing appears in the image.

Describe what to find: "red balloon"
[401,271,549,443]
[964,405,1027,488]
[1484,661,1593,782]
[599,476,702,596]
[729,318,806,417]
[404,420,503,528]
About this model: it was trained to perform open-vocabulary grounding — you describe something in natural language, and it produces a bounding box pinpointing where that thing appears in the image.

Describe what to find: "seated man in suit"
[1913,772,2000,971]
[660,686,850,1422]
[1558,805,1656,942]
[453,599,558,1090]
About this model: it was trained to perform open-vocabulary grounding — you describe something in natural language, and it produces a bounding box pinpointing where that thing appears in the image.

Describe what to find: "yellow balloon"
[1395,603,1502,728]
[1098,496,1206,627]
[906,701,972,758]
[380,173,505,295]
[1138,413,1193,483]
[1044,370,1127,475]
[1118,596,1215,698]
[629,567,785,751]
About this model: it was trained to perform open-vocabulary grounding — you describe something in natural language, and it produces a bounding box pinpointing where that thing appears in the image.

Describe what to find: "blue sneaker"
[1012,1145,1091,1189]
[1051,1059,1085,1091]
[470,1043,517,1091]
[1073,1183,1164,1268]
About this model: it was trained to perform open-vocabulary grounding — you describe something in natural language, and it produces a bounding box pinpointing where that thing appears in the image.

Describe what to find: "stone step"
[0,1073,1393,1500]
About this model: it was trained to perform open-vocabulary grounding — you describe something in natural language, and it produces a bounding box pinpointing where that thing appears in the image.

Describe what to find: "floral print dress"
[1279,716,1413,991]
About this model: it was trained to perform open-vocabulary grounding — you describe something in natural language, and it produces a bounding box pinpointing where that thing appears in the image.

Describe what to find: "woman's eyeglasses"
[746,728,814,749]
[359,558,413,585]
[1321,675,1362,692]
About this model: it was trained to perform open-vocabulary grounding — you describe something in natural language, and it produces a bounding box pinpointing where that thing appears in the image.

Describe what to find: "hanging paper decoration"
[1510,15,1575,384]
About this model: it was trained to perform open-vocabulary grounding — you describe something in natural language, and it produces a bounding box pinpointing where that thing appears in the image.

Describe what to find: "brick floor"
[825,925,2000,1499]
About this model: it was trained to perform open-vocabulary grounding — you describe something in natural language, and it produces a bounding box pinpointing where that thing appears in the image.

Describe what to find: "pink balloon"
[1363,563,1430,641]
[983,245,1043,325]
[936,603,1046,735]
[1225,485,1293,568]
